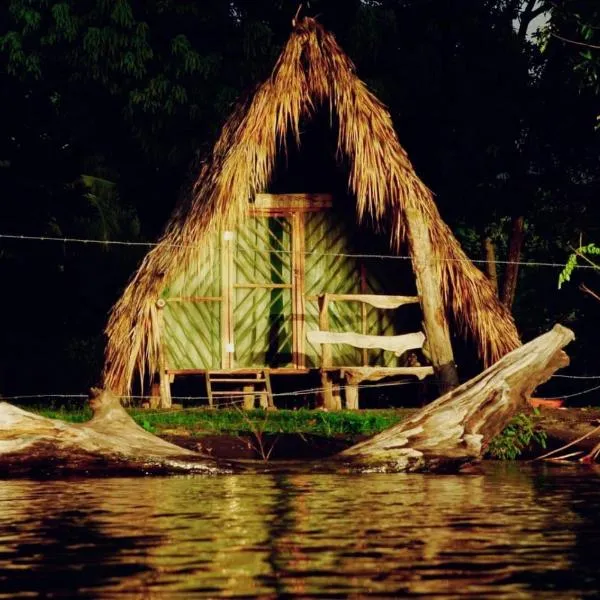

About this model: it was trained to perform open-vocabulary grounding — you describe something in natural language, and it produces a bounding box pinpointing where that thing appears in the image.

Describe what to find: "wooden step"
[206,370,274,409]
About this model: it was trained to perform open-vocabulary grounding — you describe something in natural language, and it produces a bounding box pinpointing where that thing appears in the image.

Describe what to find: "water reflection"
[0,465,598,597]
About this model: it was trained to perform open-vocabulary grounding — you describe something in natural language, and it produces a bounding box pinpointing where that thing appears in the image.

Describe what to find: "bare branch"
[552,32,600,49]
[580,283,600,303]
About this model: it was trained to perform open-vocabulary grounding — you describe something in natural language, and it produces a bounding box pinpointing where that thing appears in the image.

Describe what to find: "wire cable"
[0,233,596,270]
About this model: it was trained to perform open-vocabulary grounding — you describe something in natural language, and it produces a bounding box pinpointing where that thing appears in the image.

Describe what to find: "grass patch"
[25,406,409,438]
[129,408,408,437]
[28,407,93,423]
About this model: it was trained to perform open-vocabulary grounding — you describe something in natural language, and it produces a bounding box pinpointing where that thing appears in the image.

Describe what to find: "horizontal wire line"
[543,383,600,401]
[553,374,600,380]
[4,374,600,404]
[0,379,418,403]
[0,233,596,270]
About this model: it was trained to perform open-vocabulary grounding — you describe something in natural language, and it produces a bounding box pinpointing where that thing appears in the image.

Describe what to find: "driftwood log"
[0,390,235,476]
[0,325,574,476]
[332,324,574,472]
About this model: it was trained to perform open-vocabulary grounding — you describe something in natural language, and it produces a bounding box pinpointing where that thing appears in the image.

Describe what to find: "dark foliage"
[0,1,598,401]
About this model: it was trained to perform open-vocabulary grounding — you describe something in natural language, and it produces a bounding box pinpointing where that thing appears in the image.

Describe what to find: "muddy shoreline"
[158,407,600,461]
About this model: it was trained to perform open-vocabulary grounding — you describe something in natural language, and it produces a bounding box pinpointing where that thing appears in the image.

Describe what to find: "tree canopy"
[0,0,598,400]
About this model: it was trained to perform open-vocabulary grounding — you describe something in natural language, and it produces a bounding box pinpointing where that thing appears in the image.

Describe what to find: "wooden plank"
[405,207,459,393]
[292,211,306,368]
[324,293,420,309]
[307,330,425,356]
[340,366,434,383]
[150,382,161,410]
[253,193,333,211]
[166,368,310,375]
[233,283,292,289]
[166,296,222,303]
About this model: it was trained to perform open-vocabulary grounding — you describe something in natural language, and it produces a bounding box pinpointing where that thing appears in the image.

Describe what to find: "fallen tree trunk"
[0,389,236,476]
[331,324,574,472]
[0,325,574,476]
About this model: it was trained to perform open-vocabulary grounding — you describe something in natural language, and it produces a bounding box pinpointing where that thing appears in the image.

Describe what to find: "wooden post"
[318,294,332,367]
[292,212,306,368]
[149,382,161,409]
[360,263,368,366]
[319,372,340,410]
[243,385,255,410]
[317,294,337,409]
[345,382,359,410]
[156,300,173,408]
[206,373,214,408]
[221,231,235,369]
[264,370,275,409]
[405,208,459,394]
[343,370,363,410]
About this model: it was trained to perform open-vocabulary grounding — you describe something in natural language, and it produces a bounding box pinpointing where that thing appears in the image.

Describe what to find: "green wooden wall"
[162,234,222,370]
[161,209,408,371]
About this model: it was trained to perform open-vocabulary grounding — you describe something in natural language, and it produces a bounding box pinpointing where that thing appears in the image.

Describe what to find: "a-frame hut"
[104,18,520,409]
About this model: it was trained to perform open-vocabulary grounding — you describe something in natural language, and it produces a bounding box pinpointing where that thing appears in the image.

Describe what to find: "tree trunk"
[483,236,499,295]
[0,326,574,476]
[405,207,459,394]
[501,216,525,309]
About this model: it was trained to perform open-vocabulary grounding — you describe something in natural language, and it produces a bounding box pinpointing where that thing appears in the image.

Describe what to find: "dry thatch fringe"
[103,17,520,395]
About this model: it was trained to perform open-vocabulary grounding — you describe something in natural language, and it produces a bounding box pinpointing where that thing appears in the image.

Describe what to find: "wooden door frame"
[219,193,332,371]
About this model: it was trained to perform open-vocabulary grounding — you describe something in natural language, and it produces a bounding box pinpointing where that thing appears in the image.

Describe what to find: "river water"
[0,463,599,598]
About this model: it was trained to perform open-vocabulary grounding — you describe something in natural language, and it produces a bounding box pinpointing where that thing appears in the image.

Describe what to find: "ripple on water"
[0,464,599,597]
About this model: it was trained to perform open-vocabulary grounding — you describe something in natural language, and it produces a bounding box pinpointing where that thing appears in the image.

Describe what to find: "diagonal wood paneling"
[162,232,222,370]
[164,300,221,369]
[234,288,293,366]
[305,211,362,367]
[305,211,399,368]
[235,216,291,284]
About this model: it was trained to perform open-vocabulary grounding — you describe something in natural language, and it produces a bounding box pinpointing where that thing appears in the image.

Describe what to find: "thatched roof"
[103,17,520,395]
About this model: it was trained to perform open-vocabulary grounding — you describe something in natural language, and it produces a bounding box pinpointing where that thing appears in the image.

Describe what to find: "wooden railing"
[308,293,433,409]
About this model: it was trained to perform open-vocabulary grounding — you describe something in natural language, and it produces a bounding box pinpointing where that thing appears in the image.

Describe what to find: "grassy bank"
[23,406,554,460]
[29,407,411,438]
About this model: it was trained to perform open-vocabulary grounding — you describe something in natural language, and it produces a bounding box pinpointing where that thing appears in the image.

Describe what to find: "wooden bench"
[308,293,433,409]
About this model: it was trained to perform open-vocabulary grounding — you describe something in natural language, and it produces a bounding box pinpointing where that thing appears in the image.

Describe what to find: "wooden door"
[227,213,297,369]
